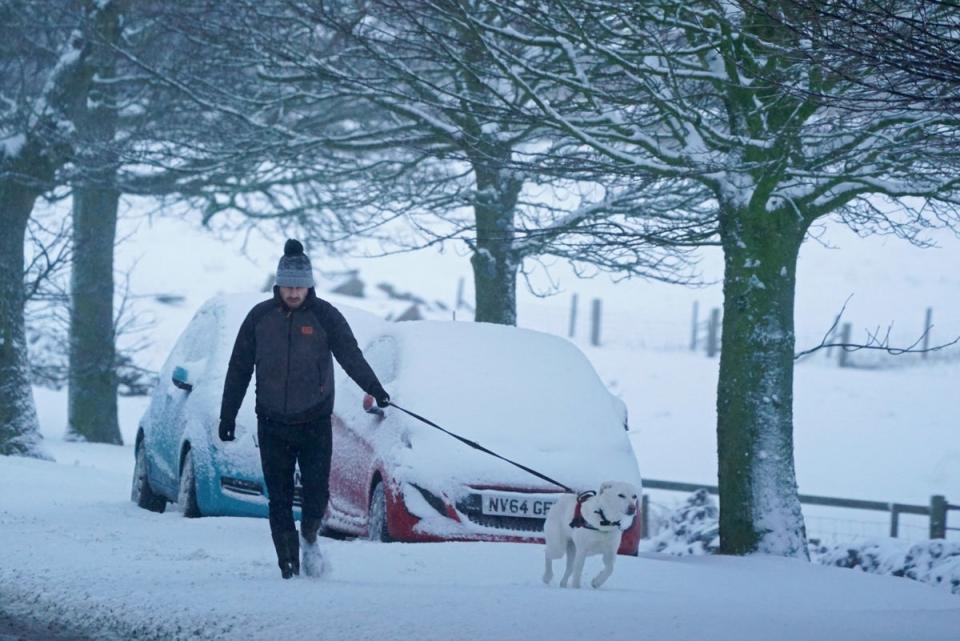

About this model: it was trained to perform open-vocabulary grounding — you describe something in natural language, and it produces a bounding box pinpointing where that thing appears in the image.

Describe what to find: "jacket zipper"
[283,309,293,414]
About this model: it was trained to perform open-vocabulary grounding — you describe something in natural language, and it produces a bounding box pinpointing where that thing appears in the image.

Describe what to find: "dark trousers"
[257,417,332,537]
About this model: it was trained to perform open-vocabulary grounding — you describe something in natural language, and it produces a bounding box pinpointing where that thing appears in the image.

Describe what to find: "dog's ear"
[599,481,616,493]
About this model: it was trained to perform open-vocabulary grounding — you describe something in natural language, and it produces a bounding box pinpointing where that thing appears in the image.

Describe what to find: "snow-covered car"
[132,293,644,554]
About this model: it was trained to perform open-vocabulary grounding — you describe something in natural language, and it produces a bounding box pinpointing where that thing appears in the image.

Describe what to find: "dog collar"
[569,492,621,531]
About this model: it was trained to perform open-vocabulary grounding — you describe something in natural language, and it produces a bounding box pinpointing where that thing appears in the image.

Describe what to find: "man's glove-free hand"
[219,419,236,442]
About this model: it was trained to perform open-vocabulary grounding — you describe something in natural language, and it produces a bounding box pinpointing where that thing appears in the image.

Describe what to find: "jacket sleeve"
[324,304,385,397]
[219,310,257,424]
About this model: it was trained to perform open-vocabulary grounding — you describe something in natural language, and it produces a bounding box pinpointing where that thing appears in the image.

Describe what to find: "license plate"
[480,493,557,519]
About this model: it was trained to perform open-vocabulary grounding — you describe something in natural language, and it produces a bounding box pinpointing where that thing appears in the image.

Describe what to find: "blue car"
[130,293,384,518]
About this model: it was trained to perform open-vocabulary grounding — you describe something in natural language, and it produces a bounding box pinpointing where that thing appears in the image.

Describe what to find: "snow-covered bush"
[644,491,960,595]
[812,538,960,595]
[902,540,960,594]
[809,538,912,576]
[640,488,719,556]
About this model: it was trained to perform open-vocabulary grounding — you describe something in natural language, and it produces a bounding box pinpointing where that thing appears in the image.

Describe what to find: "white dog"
[542,481,639,589]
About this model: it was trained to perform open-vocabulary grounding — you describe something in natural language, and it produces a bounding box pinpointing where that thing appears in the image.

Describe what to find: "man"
[218,238,390,579]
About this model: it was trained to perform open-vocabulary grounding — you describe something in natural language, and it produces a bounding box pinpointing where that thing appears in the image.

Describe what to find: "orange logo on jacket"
[301,326,314,335]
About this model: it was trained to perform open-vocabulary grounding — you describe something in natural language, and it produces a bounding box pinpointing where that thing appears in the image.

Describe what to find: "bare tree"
[0,0,128,457]
[464,0,960,557]
[773,1,960,112]
[124,0,708,326]
[2,0,184,452]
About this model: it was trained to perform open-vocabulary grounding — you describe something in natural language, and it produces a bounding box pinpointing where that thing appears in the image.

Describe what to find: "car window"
[170,305,219,382]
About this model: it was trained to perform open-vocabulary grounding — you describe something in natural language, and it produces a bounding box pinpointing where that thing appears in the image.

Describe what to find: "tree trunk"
[67,185,121,444]
[715,207,809,558]
[0,181,47,458]
[66,0,123,444]
[470,160,522,325]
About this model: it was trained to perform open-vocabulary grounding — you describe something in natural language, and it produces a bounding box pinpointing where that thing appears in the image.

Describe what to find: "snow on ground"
[641,488,960,596]
[1,446,959,641]
[4,207,959,638]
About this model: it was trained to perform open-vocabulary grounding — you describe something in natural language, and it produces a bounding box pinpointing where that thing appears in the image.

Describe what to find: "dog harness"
[569,491,622,531]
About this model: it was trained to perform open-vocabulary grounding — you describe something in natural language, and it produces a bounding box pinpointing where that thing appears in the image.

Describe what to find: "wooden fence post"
[456,277,465,310]
[640,494,650,539]
[590,298,602,347]
[922,307,933,359]
[706,308,721,358]
[569,293,578,339]
[838,322,852,368]
[690,301,700,351]
[930,495,948,539]
[889,504,900,538]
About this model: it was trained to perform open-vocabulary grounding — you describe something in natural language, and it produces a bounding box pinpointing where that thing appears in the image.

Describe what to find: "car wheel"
[131,442,166,513]
[177,449,201,518]
[367,481,392,542]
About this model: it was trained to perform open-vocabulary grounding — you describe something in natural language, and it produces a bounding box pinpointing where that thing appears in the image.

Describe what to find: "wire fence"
[641,481,959,544]
[645,495,955,546]
[517,295,960,370]
[804,515,932,545]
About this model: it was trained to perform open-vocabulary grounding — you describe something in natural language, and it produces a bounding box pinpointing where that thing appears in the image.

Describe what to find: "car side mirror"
[172,366,194,393]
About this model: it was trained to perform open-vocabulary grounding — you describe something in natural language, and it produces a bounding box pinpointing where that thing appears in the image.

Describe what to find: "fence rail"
[641,478,958,540]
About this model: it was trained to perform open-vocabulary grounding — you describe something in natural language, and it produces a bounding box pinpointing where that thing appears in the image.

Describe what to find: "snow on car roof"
[344,320,642,494]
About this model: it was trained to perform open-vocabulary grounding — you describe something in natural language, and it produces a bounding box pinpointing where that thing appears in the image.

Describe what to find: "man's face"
[279,286,308,309]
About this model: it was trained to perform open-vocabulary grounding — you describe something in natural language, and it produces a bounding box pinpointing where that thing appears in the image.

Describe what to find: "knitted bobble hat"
[275,239,315,288]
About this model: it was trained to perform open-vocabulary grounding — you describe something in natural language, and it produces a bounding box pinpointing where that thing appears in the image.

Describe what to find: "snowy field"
[2,210,959,639]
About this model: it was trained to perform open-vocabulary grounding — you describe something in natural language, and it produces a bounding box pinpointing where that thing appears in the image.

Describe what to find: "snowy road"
[1,445,959,641]
[0,609,92,641]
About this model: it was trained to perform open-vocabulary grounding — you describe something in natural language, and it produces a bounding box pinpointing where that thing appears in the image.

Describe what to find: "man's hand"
[370,384,391,409]
[219,419,236,442]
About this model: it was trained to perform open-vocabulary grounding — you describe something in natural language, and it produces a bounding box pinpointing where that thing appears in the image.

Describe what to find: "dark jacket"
[219,287,385,426]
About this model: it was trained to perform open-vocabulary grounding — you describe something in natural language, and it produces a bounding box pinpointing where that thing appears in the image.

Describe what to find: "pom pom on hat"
[284,238,304,256]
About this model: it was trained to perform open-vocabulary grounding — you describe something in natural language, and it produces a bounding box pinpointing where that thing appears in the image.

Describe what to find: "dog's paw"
[542,572,552,585]
[591,577,603,589]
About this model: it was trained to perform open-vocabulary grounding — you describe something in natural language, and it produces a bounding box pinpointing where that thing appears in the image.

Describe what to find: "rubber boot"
[271,529,299,579]
[285,530,300,577]
[301,517,322,545]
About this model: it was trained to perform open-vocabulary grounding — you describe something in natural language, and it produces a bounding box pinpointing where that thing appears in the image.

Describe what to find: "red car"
[324,317,644,554]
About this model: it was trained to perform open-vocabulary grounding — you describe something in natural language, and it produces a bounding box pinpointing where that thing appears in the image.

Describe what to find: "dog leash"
[387,401,575,493]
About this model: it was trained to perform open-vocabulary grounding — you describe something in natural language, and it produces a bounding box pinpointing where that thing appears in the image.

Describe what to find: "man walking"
[218,239,390,579]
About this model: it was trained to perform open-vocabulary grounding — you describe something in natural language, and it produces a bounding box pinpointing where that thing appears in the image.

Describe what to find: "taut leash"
[387,401,575,493]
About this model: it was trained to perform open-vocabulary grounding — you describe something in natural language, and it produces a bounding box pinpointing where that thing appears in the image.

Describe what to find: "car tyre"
[367,481,392,542]
[178,449,201,518]
[132,442,166,513]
